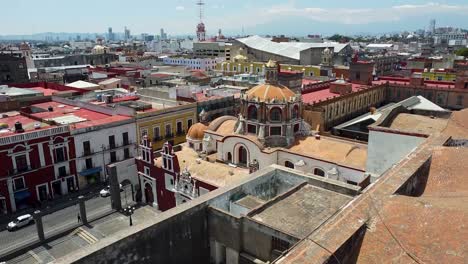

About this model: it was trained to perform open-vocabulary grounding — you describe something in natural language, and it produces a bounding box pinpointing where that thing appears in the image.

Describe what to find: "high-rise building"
[124,27,131,41]
[160,28,167,40]
[108,27,114,41]
[429,19,436,35]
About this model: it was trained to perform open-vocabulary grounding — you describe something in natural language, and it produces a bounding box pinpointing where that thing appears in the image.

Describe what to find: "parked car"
[7,214,34,231]
[100,184,124,197]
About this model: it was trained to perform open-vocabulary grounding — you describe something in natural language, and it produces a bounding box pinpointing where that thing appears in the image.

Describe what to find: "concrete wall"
[366,130,425,178]
[68,203,210,264]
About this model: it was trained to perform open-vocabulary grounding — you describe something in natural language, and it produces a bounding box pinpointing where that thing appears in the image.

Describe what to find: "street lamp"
[123,206,136,226]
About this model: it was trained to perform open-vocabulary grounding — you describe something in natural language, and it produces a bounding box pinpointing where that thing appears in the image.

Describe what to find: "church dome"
[187,122,208,140]
[246,83,296,102]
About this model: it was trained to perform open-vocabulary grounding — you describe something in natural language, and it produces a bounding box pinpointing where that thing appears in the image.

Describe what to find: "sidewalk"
[0,183,106,230]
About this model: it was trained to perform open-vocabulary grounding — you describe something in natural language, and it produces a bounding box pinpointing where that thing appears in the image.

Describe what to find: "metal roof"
[237,35,349,60]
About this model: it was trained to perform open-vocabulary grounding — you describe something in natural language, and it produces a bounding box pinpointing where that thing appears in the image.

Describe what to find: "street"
[0,194,116,258]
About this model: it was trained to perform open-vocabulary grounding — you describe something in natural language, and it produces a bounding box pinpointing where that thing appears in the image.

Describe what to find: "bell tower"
[265,60,279,84]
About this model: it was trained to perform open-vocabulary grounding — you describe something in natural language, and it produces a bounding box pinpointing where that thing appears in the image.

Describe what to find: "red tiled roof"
[29,101,131,129]
[301,83,368,104]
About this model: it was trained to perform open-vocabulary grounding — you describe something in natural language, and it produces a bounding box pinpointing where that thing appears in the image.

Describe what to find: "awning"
[14,190,31,201]
[79,166,102,176]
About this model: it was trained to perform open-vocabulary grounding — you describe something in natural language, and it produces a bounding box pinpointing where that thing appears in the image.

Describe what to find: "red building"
[0,114,76,215]
[136,138,218,211]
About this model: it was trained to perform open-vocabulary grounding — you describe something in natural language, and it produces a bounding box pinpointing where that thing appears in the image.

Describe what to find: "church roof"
[246,83,296,102]
[187,122,208,140]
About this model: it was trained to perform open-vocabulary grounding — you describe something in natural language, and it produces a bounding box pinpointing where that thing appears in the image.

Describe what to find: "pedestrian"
[77,213,81,223]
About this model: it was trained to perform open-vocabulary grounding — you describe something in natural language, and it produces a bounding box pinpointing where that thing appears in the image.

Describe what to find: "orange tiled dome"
[187,122,208,140]
[246,83,296,102]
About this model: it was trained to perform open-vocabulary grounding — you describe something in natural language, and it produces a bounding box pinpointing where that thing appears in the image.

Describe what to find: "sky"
[1,0,468,36]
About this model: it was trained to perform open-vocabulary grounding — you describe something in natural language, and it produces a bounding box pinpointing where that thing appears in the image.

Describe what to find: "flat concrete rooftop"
[251,184,353,239]
[388,113,449,135]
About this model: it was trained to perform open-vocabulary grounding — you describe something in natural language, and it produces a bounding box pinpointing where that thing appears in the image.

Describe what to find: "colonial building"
[0,115,75,215]
[136,60,370,212]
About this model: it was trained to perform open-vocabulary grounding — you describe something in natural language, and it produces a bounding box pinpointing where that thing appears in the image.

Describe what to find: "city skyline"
[1,0,468,37]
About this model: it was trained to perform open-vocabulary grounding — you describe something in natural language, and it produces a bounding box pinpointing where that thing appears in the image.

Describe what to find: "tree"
[455,48,468,57]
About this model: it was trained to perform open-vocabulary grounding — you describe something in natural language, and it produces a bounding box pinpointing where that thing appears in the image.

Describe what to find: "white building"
[163,57,225,71]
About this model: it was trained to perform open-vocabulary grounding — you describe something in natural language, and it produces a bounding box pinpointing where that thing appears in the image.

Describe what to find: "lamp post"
[123,205,136,226]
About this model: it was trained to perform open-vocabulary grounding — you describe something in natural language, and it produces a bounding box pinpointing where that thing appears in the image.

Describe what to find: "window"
[110,151,117,163]
[141,128,148,137]
[294,124,299,133]
[122,132,129,145]
[313,168,325,177]
[58,166,67,177]
[55,147,66,163]
[144,166,150,175]
[13,177,25,191]
[292,105,299,119]
[85,158,93,169]
[248,105,258,120]
[187,119,193,129]
[247,124,257,134]
[165,124,172,138]
[153,127,160,141]
[176,121,183,135]
[109,135,116,149]
[270,108,282,122]
[356,72,360,80]
[284,161,294,169]
[15,155,28,172]
[270,126,281,136]
[83,141,91,156]
[124,148,130,159]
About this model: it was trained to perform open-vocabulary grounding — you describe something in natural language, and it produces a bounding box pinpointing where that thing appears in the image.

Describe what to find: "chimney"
[15,121,24,133]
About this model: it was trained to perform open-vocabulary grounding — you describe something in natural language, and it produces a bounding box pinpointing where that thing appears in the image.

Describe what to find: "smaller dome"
[234,54,248,62]
[187,122,208,140]
[265,59,277,68]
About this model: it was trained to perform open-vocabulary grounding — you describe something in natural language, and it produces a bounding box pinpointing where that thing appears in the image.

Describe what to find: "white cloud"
[175,6,185,11]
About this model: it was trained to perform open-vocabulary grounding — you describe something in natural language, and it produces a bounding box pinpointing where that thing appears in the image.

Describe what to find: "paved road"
[0,191,128,257]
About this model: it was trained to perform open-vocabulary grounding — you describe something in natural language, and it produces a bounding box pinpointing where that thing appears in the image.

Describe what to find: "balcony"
[176,130,186,136]
[8,165,37,176]
[165,133,174,139]
[153,136,162,142]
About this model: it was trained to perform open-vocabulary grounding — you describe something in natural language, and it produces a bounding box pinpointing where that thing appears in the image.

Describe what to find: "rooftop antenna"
[196,0,205,22]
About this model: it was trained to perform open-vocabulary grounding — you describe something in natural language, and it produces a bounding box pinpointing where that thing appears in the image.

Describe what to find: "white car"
[100,184,124,197]
[7,214,34,231]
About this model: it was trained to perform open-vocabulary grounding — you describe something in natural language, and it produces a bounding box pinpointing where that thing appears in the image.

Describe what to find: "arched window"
[248,105,258,120]
[270,108,282,122]
[284,161,294,169]
[292,105,299,119]
[313,168,325,177]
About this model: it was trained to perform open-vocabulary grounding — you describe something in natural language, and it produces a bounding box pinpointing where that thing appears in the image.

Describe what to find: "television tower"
[196,0,206,41]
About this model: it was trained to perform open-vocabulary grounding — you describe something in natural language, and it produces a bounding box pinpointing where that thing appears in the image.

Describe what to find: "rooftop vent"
[48,106,54,112]
[34,123,41,129]
[315,134,321,140]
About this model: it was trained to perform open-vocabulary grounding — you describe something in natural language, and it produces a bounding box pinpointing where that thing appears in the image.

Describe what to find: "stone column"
[33,210,45,242]
[78,195,88,225]
[108,164,122,211]
[7,178,16,213]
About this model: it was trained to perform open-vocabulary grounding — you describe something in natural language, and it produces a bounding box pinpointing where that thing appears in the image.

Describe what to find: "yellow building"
[136,103,197,151]
[216,60,322,78]
[422,71,456,82]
